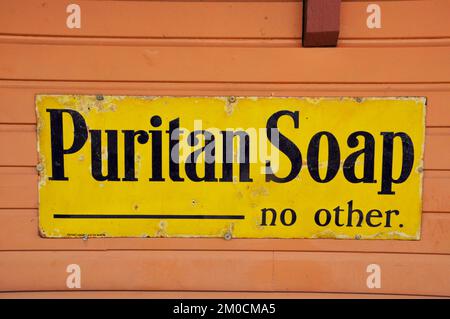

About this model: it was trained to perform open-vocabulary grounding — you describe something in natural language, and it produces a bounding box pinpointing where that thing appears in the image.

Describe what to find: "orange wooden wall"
[0,0,449,298]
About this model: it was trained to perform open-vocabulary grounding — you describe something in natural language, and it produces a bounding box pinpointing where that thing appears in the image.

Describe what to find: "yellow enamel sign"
[36,96,426,239]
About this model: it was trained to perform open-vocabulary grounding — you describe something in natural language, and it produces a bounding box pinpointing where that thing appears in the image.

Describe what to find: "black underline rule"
[53,214,245,220]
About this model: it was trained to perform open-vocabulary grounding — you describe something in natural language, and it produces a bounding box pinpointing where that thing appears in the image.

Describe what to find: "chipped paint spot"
[156,220,168,237]
[225,99,236,116]
[250,185,269,197]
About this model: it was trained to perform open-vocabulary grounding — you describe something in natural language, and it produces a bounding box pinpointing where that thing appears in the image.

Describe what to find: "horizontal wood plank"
[424,128,450,169]
[0,1,449,40]
[0,250,448,296]
[0,210,448,253]
[0,291,443,299]
[0,168,448,211]
[0,167,38,208]
[0,126,37,166]
[3,36,450,49]
[1,44,449,83]
[1,83,450,126]
[0,125,447,169]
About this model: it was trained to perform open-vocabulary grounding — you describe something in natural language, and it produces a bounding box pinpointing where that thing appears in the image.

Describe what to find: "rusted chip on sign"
[302,0,341,47]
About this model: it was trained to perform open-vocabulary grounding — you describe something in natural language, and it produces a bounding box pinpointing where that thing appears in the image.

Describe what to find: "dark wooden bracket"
[302,0,341,47]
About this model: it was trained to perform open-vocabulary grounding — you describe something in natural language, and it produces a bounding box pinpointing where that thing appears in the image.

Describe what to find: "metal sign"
[36,95,425,239]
